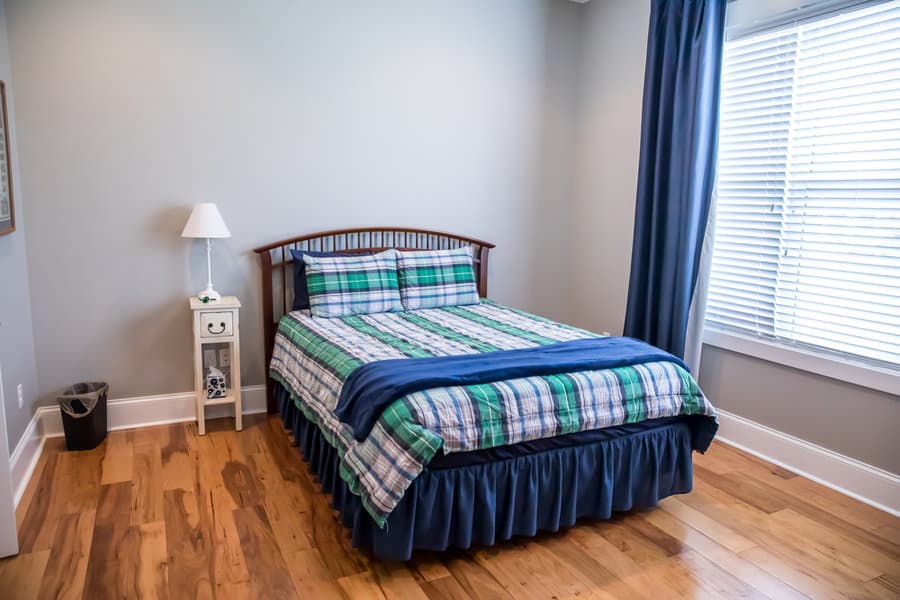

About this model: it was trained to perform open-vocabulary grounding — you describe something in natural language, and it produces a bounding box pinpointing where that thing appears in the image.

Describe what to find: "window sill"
[702,328,900,397]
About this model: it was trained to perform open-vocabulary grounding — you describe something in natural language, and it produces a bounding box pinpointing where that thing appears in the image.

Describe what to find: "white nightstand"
[190,296,242,435]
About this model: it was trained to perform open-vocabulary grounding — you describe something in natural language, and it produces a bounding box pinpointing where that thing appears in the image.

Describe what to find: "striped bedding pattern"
[270,301,716,526]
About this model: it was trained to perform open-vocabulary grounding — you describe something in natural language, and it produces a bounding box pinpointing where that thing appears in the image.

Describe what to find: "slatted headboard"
[252,227,495,412]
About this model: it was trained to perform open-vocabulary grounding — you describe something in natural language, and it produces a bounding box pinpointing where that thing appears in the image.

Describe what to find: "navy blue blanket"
[335,336,687,441]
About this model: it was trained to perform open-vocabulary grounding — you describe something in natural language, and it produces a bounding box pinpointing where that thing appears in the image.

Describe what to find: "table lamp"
[181,202,231,301]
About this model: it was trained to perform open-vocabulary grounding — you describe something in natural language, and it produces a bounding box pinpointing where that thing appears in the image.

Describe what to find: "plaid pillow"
[397,247,481,310]
[304,250,403,317]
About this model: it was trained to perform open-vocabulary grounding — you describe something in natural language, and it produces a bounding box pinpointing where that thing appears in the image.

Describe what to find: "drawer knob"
[207,321,227,335]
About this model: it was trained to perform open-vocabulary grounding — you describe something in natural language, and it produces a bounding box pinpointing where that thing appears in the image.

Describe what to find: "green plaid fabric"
[397,247,480,310]
[271,300,717,526]
[304,250,403,318]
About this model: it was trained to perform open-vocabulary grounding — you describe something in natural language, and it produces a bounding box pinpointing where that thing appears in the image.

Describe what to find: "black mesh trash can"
[57,382,108,451]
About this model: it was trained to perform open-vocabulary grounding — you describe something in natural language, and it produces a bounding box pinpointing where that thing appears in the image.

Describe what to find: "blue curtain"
[623,0,726,359]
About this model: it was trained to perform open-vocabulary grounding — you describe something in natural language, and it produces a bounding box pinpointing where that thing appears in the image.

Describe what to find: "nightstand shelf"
[190,296,242,435]
[204,395,237,407]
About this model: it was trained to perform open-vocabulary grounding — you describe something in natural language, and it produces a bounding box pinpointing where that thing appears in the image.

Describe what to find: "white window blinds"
[708,0,900,369]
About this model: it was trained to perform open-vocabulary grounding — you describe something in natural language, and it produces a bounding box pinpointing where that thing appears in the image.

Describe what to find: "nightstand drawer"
[200,311,233,338]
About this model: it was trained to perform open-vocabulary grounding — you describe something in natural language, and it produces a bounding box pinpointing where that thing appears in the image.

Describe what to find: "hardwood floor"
[2,414,897,599]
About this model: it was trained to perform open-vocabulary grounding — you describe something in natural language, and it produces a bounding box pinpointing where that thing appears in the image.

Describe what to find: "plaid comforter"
[270,301,716,526]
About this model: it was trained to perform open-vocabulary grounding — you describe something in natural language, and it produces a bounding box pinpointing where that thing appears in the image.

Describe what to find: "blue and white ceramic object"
[206,366,227,399]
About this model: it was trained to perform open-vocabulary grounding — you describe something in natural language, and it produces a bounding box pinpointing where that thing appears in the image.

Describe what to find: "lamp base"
[197,288,222,302]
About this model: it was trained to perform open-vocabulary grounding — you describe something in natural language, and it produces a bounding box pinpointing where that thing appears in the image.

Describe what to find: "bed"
[253,227,717,560]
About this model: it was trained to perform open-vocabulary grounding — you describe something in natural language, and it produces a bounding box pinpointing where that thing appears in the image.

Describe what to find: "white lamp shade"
[181,203,231,238]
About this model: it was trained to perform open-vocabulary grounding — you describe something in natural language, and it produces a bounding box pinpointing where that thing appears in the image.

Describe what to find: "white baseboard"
[8,408,50,507]
[716,409,900,517]
[11,392,899,519]
[38,384,267,437]
[9,385,267,506]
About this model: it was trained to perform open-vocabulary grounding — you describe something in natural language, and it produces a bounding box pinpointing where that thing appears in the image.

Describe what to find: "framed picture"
[0,81,13,236]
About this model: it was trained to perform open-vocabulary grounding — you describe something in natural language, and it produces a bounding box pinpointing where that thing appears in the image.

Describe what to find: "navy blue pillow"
[289,249,374,311]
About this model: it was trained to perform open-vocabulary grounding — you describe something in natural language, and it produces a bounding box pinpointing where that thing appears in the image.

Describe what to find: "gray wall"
[5,0,897,473]
[6,0,583,407]
[700,347,900,473]
[569,0,899,474]
[0,0,38,454]
[570,0,649,336]
[530,1,584,324]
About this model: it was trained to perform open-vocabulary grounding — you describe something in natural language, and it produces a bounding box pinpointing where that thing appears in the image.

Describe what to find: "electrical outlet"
[17,383,23,409]
[203,349,217,368]
[218,348,230,367]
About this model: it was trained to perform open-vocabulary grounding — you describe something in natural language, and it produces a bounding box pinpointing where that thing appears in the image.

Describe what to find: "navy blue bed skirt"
[276,384,699,560]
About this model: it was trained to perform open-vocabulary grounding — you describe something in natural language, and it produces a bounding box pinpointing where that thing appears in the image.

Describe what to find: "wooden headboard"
[252,227,495,412]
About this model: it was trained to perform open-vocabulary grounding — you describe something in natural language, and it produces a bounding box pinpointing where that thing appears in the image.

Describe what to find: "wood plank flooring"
[1,414,897,599]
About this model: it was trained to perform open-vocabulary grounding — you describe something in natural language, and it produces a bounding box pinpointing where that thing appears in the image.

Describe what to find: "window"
[707,0,900,374]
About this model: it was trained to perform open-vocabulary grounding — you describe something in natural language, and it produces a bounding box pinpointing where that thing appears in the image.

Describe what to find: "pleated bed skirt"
[276,383,700,560]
